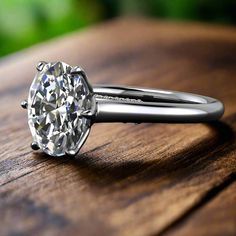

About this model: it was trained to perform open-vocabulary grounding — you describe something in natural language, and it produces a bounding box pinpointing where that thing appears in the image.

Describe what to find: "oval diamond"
[28,62,95,156]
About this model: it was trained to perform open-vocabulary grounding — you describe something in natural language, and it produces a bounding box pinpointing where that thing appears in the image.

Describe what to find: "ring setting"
[21,61,224,157]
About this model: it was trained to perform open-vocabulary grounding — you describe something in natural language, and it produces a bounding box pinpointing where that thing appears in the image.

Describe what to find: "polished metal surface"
[93,85,224,123]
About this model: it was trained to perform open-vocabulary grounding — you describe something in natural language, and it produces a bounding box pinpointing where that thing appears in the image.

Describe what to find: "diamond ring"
[21,61,224,157]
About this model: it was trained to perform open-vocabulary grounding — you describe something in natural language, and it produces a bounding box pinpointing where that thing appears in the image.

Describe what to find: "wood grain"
[0,18,236,236]
[166,181,236,236]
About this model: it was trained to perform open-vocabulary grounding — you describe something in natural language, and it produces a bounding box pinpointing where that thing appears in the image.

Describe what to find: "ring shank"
[93,85,224,123]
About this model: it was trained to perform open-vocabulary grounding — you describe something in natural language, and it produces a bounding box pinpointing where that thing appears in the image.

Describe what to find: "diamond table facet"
[27,62,94,156]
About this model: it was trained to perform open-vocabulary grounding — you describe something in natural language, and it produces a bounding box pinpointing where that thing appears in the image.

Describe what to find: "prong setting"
[21,100,28,109]
[31,142,40,150]
[80,110,95,118]
[65,150,76,157]
[70,66,83,75]
[36,61,47,71]
[70,66,93,93]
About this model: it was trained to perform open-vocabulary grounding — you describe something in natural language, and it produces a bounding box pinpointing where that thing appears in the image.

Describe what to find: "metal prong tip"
[66,150,76,157]
[71,66,83,75]
[80,110,94,118]
[31,142,40,150]
[36,61,47,71]
[21,100,28,109]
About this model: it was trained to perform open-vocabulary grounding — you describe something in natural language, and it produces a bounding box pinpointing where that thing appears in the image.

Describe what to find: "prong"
[31,142,40,150]
[21,100,28,109]
[66,128,91,157]
[71,66,93,93]
[65,150,76,157]
[36,61,47,71]
[70,66,84,75]
[80,110,94,118]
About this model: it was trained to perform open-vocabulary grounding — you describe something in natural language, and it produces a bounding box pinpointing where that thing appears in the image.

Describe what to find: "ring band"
[93,85,224,123]
[21,61,224,157]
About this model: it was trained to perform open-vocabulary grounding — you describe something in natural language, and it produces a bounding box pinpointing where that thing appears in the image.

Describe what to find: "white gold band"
[93,85,224,123]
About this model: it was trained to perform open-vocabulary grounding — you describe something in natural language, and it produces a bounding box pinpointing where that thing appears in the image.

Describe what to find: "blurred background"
[0,0,235,58]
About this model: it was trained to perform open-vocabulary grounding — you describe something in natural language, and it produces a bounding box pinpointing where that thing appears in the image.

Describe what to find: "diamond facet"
[27,62,95,156]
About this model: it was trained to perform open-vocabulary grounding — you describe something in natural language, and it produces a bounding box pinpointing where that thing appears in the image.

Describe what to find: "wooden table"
[0,18,235,236]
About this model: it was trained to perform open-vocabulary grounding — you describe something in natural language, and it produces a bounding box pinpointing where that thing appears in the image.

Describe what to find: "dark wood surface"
[0,18,236,236]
